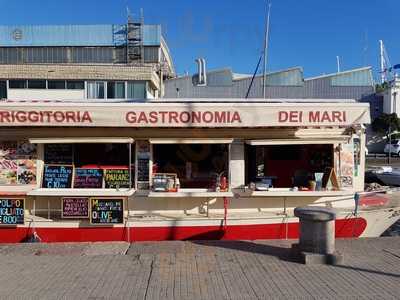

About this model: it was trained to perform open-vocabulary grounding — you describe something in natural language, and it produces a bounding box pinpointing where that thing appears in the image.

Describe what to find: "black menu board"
[0,198,24,225]
[62,197,89,218]
[136,140,150,190]
[73,168,103,188]
[104,169,130,188]
[44,144,73,164]
[137,158,149,181]
[90,198,124,224]
[42,165,73,188]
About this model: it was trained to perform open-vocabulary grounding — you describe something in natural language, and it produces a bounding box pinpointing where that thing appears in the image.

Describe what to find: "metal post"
[159,63,163,98]
[126,197,130,243]
[33,197,36,217]
[388,125,392,164]
[262,2,271,99]
[283,196,287,215]
[223,197,228,230]
[336,56,340,73]
[283,197,288,239]
[129,143,132,189]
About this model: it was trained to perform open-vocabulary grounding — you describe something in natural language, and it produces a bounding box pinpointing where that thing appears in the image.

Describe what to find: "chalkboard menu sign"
[137,158,149,182]
[44,144,73,164]
[0,198,24,225]
[42,165,73,188]
[74,168,103,188]
[104,169,130,188]
[136,140,150,190]
[90,198,124,224]
[62,197,89,218]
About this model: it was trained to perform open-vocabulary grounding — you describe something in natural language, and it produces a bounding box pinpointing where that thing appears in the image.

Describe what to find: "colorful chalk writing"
[104,169,130,189]
[73,168,103,188]
[90,198,124,224]
[42,165,73,188]
[0,198,24,225]
[62,197,89,218]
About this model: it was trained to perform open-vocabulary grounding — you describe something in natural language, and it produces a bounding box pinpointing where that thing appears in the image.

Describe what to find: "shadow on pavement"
[333,264,400,278]
[191,239,294,261]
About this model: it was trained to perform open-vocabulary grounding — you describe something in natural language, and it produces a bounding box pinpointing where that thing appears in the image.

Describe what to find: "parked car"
[365,166,400,186]
[384,139,400,156]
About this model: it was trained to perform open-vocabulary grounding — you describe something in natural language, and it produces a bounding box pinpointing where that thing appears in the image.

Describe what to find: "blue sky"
[0,0,398,81]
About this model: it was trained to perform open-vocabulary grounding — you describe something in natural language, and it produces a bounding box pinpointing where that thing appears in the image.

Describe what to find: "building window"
[66,81,84,90]
[27,80,46,89]
[0,81,6,99]
[48,80,66,89]
[127,81,146,99]
[9,80,27,89]
[107,82,125,99]
[87,82,105,99]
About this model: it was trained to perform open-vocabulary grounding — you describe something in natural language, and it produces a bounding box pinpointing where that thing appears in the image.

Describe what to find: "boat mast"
[380,40,386,84]
[262,2,271,99]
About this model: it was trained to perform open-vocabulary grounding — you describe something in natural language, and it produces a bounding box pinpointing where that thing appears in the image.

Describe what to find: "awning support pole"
[129,143,132,189]
[223,197,228,230]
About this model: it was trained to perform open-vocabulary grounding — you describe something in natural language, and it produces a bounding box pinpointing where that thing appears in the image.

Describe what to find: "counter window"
[153,144,229,189]
[245,144,334,189]
[42,143,134,189]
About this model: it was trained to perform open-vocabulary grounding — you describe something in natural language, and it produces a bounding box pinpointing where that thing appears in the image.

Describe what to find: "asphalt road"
[366,156,400,168]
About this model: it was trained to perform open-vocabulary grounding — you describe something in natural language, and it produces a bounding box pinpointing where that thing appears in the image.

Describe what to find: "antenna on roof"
[126,6,133,23]
[140,8,144,23]
[336,56,341,73]
[363,29,368,66]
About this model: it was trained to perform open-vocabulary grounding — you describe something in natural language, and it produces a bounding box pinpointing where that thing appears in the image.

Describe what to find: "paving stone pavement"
[0,238,399,299]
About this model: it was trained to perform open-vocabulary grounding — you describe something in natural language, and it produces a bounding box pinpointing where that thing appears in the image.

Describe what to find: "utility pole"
[262,2,271,99]
[388,92,397,164]
[388,124,392,164]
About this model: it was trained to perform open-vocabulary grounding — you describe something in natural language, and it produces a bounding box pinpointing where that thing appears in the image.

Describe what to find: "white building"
[0,22,175,101]
[382,78,400,114]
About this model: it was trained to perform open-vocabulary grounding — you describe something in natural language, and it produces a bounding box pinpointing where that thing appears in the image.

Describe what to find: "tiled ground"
[0,238,399,299]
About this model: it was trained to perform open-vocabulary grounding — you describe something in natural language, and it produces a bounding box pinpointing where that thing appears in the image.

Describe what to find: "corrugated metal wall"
[0,46,119,64]
[142,25,161,46]
[164,67,375,101]
[331,69,373,86]
[0,24,161,47]
[144,47,159,63]
[0,25,114,46]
